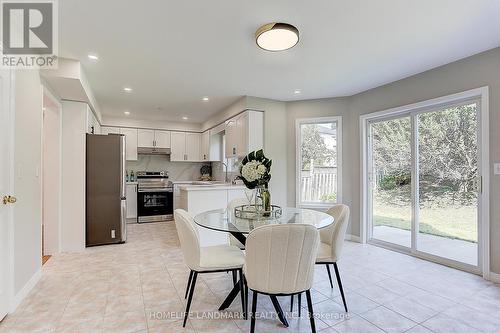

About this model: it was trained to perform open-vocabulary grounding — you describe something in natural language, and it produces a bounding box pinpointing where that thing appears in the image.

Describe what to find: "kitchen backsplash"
[126,155,210,181]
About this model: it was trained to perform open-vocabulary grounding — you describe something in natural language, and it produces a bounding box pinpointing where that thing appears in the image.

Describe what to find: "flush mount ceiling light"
[255,23,299,51]
[123,87,132,92]
[202,96,209,102]
[182,116,189,120]
[87,54,99,61]
[294,89,301,94]
[124,111,130,115]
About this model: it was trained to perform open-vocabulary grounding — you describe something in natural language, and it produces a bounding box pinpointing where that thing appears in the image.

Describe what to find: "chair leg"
[183,271,198,327]
[325,264,334,288]
[184,270,193,299]
[244,276,249,318]
[250,291,258,333]
[232,270,237,286]
[305,290,316,333]
[333,262,348,312]
[290,294,294,312]
[238,269,246,319]
[298,292,302,317]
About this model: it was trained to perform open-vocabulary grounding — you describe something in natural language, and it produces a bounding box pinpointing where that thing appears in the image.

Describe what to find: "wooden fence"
[300,168,337,202]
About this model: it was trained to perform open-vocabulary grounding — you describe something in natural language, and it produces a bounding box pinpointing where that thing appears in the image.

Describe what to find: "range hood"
[137,147,171,155]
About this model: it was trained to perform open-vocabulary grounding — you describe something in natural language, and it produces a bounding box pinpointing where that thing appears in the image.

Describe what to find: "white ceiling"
[59,0,500,123]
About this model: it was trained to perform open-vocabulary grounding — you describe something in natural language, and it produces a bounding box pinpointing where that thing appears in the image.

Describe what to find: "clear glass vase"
[255,184,271,215]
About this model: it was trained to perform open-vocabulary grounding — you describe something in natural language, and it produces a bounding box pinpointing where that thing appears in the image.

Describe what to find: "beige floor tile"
[101,310,147,333]
[360,306,417,333]
[384,297,436,323]
[331,315,385,333]
[421,313,482,333]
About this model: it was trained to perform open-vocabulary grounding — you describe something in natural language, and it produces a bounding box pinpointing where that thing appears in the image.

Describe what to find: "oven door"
[137,189,173,223]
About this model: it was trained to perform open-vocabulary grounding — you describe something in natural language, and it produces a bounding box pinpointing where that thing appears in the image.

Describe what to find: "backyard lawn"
[373,202,477,243]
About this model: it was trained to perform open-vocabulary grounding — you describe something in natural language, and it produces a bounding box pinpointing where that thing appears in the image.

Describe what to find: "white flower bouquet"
[238,149,272,189]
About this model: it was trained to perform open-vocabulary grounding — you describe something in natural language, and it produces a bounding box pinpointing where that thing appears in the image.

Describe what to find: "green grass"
[373,203,477,243]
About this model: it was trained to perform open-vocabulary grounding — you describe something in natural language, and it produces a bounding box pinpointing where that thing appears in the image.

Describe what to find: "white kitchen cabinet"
[120,128,138,161]
[170,132,186,161]
[201,131,210,161]
[225,110,264,158]
[137,129,155,148]
[138,129,171,149]
[101,126,120,135]
[171,132,201,161]
[186,133,201,161]
[126,184,137,220]
[155,130,171,148]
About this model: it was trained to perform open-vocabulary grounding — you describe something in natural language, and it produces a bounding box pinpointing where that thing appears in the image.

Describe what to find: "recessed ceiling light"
[294,89,301,94]
[123,87,132,92]
[202,96,209,102]
[255,23,299,51]
[182,116,188,120]
[124,111,130,115]
[87,54,99,61]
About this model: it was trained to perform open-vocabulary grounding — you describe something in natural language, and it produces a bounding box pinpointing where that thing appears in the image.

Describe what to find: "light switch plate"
[494,163,500,175]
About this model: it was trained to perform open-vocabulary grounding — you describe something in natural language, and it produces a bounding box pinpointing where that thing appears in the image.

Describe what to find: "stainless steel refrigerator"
[86,134,127,246]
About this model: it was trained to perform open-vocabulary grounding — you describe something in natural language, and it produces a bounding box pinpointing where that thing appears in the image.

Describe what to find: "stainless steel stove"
[137,171,173,223]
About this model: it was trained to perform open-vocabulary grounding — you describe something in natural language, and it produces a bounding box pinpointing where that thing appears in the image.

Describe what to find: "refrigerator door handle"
[121,199,127,242]
[120,135,126,198]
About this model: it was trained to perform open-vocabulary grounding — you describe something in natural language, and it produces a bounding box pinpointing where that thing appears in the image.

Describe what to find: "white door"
[171,132,186,161]
[154,130,171,149]
[185,133,201,161]
[137,129,155,148]
[0,69,14,320]
[120,128,138,161]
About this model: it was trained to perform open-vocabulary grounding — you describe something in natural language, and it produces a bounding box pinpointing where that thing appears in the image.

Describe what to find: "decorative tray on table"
[234,204,283,220]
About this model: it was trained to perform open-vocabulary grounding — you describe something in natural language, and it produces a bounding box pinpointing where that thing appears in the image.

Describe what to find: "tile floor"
[1,222,499,333]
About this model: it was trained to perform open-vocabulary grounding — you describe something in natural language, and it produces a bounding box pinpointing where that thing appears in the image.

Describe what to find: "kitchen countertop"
[179,183,246,191]
[126,182,138,185]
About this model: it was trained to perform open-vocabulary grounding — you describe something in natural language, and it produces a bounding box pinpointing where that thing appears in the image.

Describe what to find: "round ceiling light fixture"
[255,23,299,51]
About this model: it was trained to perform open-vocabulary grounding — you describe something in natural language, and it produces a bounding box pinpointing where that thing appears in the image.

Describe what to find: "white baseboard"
[10,268,41,313]
[345,234,361,242]
[489,271,500,284]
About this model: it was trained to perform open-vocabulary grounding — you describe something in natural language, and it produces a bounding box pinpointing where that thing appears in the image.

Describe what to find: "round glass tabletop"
[194,207,334,234]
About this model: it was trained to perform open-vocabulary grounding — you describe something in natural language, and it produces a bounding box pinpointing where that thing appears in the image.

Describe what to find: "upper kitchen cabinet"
[201,130,222,161]
[137,129,155,147]
[171,132,201,161]
[155,130,171,149]
[101,127,138,161]
[101,126,120,135]
[225,110,264,158]
[120,128,138,161]
[87,108,101,134]
[137,129,171,149]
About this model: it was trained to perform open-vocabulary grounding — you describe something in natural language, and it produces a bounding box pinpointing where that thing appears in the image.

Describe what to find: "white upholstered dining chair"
[227,198,248,249]
[245,224,320,333]
[174,209,246,327]
[291,204,350,313]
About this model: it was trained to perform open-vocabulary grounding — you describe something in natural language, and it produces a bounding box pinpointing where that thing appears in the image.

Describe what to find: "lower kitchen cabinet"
[126,183,137,220]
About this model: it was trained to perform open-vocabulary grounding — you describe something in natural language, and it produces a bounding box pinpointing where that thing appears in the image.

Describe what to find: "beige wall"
[13,70,43,294]
[286,47,500,274]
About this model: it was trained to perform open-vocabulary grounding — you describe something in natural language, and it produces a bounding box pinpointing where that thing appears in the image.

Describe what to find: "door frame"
[360,86,490,279]
[1,69,16,319]
[41,85,63,256]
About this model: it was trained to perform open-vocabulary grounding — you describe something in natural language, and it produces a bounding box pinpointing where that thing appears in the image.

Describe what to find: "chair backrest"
[174,209,201,270]
[245,224,319,294]
[319,204,350,262]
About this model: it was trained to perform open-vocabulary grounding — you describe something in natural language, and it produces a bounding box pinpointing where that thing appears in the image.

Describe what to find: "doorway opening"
[42,88,62,265]
[361,87,489,276]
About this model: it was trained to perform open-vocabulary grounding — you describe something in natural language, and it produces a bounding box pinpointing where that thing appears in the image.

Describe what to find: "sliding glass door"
[367,100,481,270]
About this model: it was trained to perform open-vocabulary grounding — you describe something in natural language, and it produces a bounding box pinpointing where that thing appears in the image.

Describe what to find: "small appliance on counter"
[86,134,127,246]
[137,171,173,223]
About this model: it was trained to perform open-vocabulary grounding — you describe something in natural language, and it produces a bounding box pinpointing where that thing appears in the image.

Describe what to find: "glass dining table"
[194,207,334,326]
